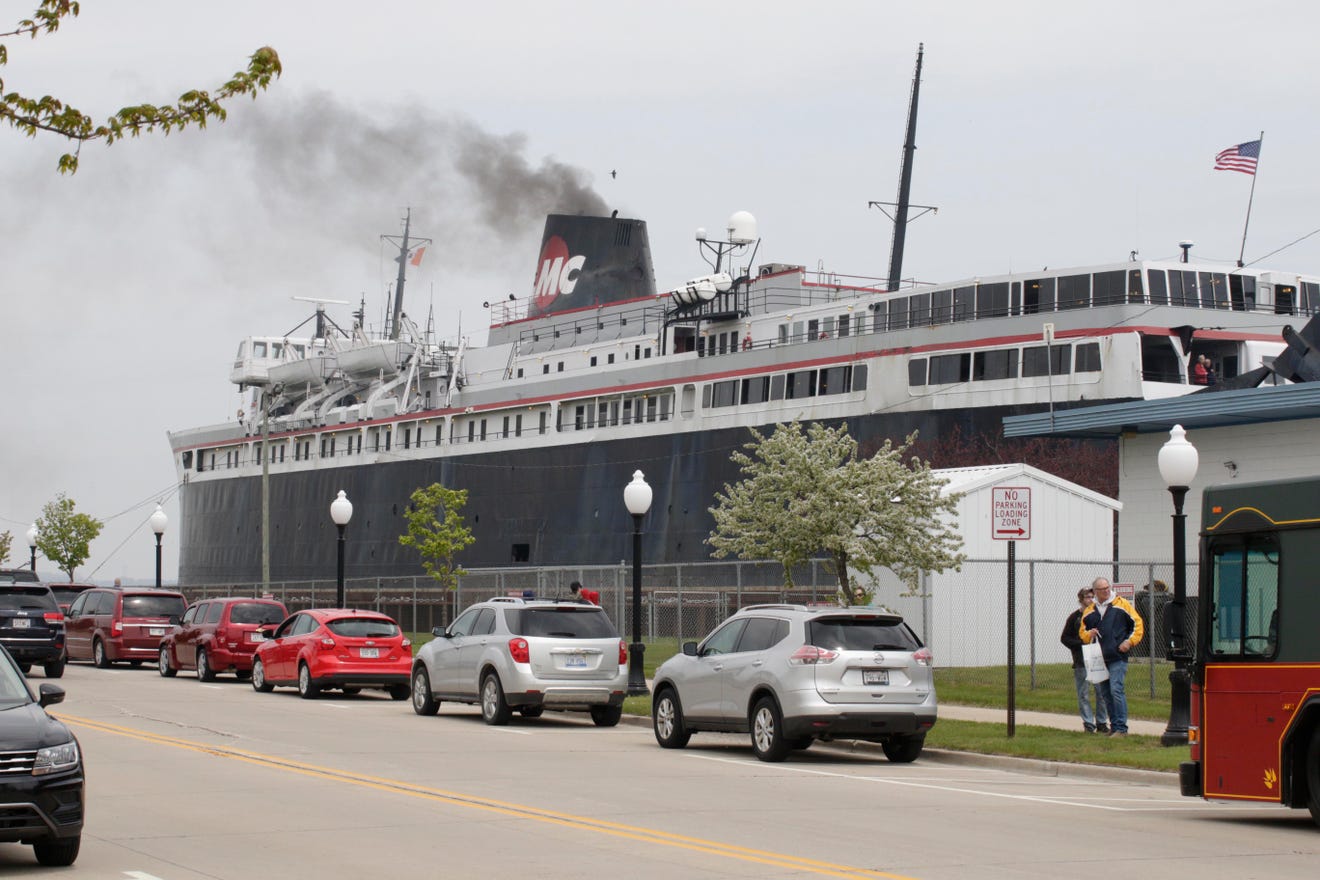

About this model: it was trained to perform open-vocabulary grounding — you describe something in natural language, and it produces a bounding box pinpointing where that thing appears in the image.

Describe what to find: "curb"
[621,712,1175,785]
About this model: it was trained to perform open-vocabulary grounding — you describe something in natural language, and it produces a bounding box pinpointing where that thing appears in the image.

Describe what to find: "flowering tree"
[2,1,281,173]
[708,421,965,604]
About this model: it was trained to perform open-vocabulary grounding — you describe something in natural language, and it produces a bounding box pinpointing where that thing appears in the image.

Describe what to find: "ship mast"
[389,210,412,341]
[886,44,923,294]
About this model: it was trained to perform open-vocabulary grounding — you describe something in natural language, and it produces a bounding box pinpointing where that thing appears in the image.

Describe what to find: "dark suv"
[65,587,187,667]
[0,575,66,679]
[0,644,83,865]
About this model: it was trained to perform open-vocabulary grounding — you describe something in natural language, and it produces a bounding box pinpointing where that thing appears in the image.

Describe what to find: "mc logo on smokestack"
[532,235,586,312]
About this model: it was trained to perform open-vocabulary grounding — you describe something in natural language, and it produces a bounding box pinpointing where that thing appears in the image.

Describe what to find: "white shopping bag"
[1082,640,1109,683]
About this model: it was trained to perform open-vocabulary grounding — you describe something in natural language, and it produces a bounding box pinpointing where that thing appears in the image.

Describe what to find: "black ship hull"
[177,401,1108,584]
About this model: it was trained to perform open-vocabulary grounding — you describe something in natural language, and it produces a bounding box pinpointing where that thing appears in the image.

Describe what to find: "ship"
[166,48,1320,585]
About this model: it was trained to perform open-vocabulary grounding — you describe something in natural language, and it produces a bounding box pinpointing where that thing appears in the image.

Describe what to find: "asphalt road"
[8,662,1317,879]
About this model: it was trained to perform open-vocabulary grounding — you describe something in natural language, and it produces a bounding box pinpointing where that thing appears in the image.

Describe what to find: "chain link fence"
[183,556,1194,703]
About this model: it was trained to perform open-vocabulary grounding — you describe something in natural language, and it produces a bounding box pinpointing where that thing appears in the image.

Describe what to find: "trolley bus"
[1179,476,1320,826]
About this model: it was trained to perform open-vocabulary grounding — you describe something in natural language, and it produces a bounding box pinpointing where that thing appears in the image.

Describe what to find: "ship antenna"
[869,44,937,293]
[381,208,433,341]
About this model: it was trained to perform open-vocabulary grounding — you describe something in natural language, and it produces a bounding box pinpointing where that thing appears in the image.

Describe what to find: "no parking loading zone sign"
[992,485,1030,736]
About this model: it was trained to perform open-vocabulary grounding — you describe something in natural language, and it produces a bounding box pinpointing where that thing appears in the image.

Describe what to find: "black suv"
[0,573,66,679]
[0,644,83,865]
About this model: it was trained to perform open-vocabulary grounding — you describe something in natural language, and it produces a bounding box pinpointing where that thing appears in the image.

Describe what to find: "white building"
[864,463,1121,667]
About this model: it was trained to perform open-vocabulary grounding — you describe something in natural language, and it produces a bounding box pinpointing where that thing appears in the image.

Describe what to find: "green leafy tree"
[708,421,965,604]
[2,1,282,173]
[398,483,475,591]
[34,493,103,581]
[0,530,11,565]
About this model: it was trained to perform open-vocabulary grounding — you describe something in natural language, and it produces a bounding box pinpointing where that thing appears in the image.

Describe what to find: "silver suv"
[411,597,628,726]
[651,604,936,762]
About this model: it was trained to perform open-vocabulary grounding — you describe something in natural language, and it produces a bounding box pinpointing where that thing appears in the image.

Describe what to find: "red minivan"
[65,587,187,667]
[158,597,288,680]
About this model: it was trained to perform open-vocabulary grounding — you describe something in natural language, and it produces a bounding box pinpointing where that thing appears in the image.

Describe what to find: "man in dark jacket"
[1061,586,1109,733]
[1079,577,1145,736]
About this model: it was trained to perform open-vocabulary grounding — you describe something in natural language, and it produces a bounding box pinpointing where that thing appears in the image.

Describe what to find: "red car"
[158,597,288,681]
[65,587,187,667]
[251,608,411,700]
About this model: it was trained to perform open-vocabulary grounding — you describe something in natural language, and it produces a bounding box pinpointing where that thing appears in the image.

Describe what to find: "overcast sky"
[3,1,1317,582]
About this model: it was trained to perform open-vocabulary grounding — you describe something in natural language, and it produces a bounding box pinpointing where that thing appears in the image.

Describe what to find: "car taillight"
[318,637,336,651]
[788,645,839,665]
[618,640,628,664]
[508,638,529,663]
[913,647,933,666]
[113,620,123,634]
[43,612,64,624]
[401,637,411,649]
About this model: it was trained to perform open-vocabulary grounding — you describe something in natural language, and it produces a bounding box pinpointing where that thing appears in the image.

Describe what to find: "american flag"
[1214,140,1261,175]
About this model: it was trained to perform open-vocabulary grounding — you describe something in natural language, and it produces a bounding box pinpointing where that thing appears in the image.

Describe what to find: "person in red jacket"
[569,581,600,605]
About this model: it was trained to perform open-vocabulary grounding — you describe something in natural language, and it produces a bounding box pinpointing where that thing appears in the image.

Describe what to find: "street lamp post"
[330,490,353,608]
[25,525,38,573]
[1157,424,1198,746]
[623,470,652,696]
[149,504,168,589]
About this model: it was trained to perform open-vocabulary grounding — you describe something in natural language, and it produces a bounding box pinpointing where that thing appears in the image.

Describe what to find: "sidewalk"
[939,704,1167,737]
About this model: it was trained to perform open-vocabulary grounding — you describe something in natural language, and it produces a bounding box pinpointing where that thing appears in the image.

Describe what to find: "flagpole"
[1237,130,1264,267]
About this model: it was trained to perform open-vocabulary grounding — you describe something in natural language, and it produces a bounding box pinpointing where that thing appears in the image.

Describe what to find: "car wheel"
[1306,726,1320,826]
[519,706,544,718]
[251,658,274,693]
[590,705,623,727]
[480,672,511,725]
[93,638,111,669]
[196,649,216,682]
[411,667,440,716]
[42,658,65,679]
[158,647,177,678]
[386,684,410,701]
[881,733,926,764]
[751,696,790,763]
[653,688,691,749]
[32,835,80,867]
[790,736,814,751]
[297,663,320,699]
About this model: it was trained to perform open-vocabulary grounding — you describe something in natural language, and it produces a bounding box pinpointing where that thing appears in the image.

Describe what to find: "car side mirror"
[431,626,445,637]
[682,641,699,656]
[38,684,66,708]
[168,615,181,626]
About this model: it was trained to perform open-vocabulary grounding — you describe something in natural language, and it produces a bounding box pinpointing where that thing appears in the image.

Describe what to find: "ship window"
[468,422,475,443]
[1023,278,1055,313]
[539,411,547,435]
[278,445,285,463]
[1209,273,1230,309]
[575,406,586,430]
[480,419,487,440]
[634,345,641,360]
[622,399,633,424]
[712,381,736,408]
[183,451,193,470]
[973,349,1018,381]
[1180,270,1201,307]
[329,436,336,456]
[837,314,850,337]
[403,428,411,450]
[889,297,909,330]
[908,359,927,386]
[742,376,769,405]
[701,385,711,408]
[253,341,268,358]
[1075,342,1101,372]
[931,289,952,325]
[646,397,658,422]
[598,403,608,426]
[1057,274,1090,310]
[1022,343,1072,377]
[1092,270,1125,306]
[786,370,817,399]
[807,319,819,340]
[869,301,886,332]
[543,364,550,374]
[557,362,564,372]
[1276,284,1297,315]
[1241,275,1257,311]
[1304,282,1320,314]
[511,544,530,563]
[852,364,868,391]
[384,429,391,451]
[791,321,804,342]
[436,425,443,446]
[909,292,931,326]
[1147,269,1168,305]
[820,366,849,396]
[778,324,789,344]
[929,353,970,384]
[516,368,524,378]
[976,283,1008,318]
[590,356,597,367]
[503,415,510,437]
[770,374,786,400]
[660,395,671,420]
[1127,268,1144,303]
[822,317,836,337]
[1010,281,1022,315]
[953,285,975,322]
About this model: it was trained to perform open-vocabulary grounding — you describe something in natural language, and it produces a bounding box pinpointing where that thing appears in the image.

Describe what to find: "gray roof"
[1002,382,1320,438]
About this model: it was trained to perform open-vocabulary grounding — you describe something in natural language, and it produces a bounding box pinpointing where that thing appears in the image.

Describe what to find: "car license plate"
[248,632,264,643]
[863,669,889,686]
[13,618,31,629]
[565,654,587,669]
[149,627,166,637]
[359,647,379,659]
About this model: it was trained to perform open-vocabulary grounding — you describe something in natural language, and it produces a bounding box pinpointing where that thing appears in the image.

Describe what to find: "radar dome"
[726,211,757,244]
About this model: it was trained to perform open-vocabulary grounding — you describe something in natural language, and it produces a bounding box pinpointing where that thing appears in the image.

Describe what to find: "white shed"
[862,463,1121,667]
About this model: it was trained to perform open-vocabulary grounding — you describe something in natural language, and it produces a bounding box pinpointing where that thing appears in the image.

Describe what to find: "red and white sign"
[991,486,1031,541]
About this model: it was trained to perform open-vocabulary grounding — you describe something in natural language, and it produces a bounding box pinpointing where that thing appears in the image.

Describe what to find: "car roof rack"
[740,603,809,612]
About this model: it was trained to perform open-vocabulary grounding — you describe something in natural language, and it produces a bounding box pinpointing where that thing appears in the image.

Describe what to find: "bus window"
[1208,537,1279,658]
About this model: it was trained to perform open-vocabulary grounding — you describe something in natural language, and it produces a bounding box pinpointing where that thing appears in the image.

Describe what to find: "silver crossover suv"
[411,597,628,726]
[651,604,937,762]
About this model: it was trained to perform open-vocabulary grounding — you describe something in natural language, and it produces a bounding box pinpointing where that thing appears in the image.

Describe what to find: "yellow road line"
[60,713,919,880]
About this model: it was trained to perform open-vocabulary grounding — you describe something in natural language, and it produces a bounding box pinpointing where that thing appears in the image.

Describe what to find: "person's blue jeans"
[1072,665,1110,731]
[1097,658,1129,733]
